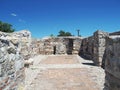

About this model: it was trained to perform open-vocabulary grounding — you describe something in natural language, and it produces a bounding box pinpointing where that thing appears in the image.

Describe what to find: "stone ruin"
[0,30,30,90]
[80,30,109,66]
[0,29,120,90]
[102,35,120,90]
[30,37,82,55]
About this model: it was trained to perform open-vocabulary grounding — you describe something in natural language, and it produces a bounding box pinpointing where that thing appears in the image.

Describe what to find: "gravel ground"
[25,55,105,90]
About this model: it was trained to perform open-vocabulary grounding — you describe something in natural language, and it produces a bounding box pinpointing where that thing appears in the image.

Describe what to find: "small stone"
[7,47,16,54]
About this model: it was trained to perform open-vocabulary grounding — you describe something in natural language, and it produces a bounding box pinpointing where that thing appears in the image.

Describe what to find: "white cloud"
[10,13,26,23]
[11,13,17,17]
[18,19,26,23]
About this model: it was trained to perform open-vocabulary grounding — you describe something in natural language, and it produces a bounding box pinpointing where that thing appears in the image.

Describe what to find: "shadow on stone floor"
[82,62,96,66]
[79,55,92,61]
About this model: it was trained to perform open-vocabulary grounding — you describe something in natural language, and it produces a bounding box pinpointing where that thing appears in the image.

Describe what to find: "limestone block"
[10,39,19,46]
[0,51,6,64]
[7,47,16,54]
[56,43,66,54]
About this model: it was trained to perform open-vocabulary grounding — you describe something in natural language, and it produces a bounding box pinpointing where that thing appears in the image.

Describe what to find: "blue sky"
[0,0,120,38]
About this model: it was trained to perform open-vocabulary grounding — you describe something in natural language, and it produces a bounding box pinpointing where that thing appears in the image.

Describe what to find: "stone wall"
[103,36,120,90]
[80,30,108,66]
[80,36,94,59]
[0,31,27,90]
[16,30,32,60]
[72,38,82,54]
[93,30,108,66]
[55,38,67,55]
[30,37,82,55]
[109,31,120,35]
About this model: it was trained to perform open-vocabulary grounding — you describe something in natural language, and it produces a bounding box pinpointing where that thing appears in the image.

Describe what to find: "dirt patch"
[25,55,105,90]
[40,55,79,64]
[29,68,100,90]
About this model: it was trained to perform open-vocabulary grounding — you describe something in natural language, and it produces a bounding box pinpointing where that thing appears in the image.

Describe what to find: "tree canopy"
[0,21,15,33]
[57,30,72,36]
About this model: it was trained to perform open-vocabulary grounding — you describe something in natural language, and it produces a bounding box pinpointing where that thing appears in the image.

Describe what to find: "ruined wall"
[38,38,55,55]
[80,30,108,66]
[30,37,82,55]
[109,31,120,35]
[72,38,82,54]
[17,30,32,60]
[80,36,94,59]
[1,29,120,90]
[29,38,57,55]
[55,38,67,55]
[0,31,27,90]
[28,38,66,55]
[93,30,108,66]
[103,36,120,90]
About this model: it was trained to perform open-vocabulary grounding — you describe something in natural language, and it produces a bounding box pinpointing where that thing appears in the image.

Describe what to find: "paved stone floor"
[25,55,105,90]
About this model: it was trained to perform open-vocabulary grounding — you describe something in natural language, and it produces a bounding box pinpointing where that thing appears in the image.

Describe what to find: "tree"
[50,34,55,38]
[0,21,15,33]
[65,32,72,36]
[57,30,72,36]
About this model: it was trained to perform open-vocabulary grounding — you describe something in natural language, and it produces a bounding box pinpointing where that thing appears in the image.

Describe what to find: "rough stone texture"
[80,30,108,66]
[72,38,82,54]
[103,36,120,90]
[0,40,24,90]
[30,37,82,55]
[30,38,56,55]
[109,31,120,35]
[80,36,94,59]
[16,30,32,60]
[0,30,30,90]
[93,30,108,66]
[0,30,32,60]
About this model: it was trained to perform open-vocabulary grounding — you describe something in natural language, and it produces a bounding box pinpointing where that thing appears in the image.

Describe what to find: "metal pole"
[77,29,80,36]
